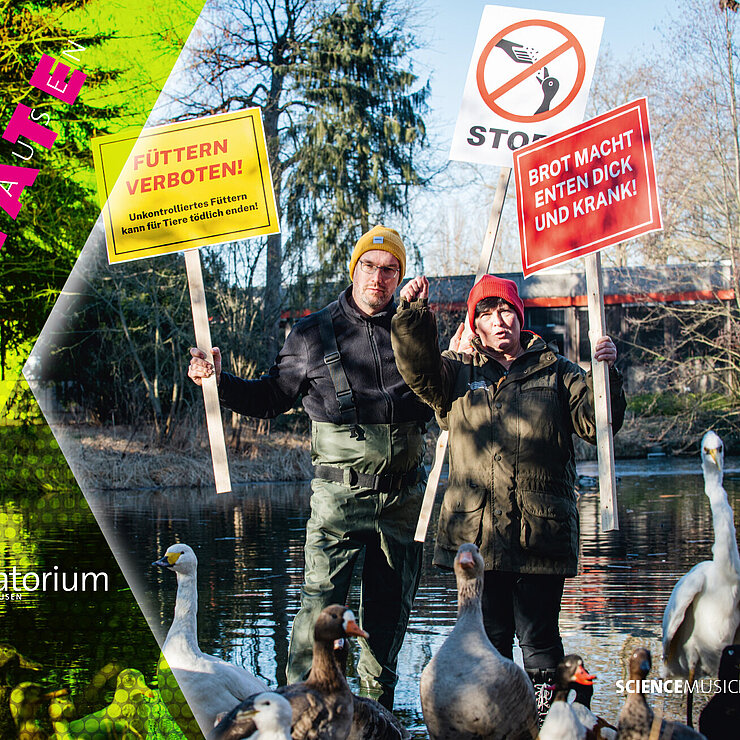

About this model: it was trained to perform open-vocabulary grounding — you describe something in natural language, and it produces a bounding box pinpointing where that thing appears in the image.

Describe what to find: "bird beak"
[44,688,69,700]
[573,665,596,685]
[14,653,43,671]
[458,550,475,569]
[344,618,369,639]
[236,707,259,720]
[708,448,721,468]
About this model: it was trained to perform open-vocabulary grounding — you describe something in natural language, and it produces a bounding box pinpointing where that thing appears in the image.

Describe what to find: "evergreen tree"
[173,0,430,358]
[285,0,429,275]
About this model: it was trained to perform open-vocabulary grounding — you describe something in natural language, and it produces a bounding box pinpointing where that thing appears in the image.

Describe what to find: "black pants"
[481,571,565,671]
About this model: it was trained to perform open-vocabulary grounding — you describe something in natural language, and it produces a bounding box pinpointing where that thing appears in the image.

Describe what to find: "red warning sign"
[513,98,662,277]
[476,19,586,124]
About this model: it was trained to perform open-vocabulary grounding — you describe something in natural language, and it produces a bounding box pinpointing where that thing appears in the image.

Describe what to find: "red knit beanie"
[467,275,524,331]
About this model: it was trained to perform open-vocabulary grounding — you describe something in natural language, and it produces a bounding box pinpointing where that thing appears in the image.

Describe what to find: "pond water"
[99,455,740,736]
[2,455,739,737]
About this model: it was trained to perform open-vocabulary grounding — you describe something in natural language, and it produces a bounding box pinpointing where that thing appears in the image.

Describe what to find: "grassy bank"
[58,423,314,491]
[37,398,739,491]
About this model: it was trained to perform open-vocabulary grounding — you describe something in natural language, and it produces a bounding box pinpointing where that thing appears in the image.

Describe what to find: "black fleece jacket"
[218,287,433,425]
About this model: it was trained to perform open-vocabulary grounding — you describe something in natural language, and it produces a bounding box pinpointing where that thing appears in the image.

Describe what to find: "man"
[390,273,626,721]
[188,226,431,709]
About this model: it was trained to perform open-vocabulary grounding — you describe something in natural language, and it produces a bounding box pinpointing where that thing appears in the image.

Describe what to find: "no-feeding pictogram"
[476,19,586,124]
[450,5,603,168]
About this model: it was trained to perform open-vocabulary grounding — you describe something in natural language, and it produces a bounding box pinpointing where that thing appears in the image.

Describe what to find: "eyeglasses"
[358,259,400,279]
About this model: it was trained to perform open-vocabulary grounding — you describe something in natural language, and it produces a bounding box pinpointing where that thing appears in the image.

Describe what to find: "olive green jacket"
[391,298,626,575]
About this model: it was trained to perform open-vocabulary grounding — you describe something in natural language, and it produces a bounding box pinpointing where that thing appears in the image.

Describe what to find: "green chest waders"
[286,308,426,710]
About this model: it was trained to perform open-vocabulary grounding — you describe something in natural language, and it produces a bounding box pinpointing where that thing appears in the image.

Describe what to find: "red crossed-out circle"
[476,19,586,124]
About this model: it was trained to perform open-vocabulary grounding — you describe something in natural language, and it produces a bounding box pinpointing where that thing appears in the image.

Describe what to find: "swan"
[1,645,44,739]
[212,604,365,740]
[153,543,268,736]
[419,543,538,740]
[617,648,705,739]
[662,431,740,726]
[10,682,55,740]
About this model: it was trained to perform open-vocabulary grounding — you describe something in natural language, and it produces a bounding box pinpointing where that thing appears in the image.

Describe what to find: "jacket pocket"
[437,481,486,549]
[518,489,575,559]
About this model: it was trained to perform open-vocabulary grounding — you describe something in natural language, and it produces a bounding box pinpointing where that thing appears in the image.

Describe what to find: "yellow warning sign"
[92,108,279,263]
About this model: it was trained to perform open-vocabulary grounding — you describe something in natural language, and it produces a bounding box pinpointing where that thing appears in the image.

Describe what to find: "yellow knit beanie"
[348,225,406,281]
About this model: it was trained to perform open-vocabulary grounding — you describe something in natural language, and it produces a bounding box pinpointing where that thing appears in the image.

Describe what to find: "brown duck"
[420,543,539,740]
[617,648,706,740]
[211,604,366,740]
[333,638,410,740]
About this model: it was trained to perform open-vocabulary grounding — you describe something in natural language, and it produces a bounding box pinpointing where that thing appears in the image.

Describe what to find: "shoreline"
[51,410,739,492]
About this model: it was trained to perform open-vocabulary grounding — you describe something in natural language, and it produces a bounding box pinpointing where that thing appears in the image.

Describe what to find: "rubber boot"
[359,678,395,711]
[526,667,557,727]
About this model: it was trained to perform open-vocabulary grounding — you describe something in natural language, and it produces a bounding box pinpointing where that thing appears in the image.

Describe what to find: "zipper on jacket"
[367,322,394,420]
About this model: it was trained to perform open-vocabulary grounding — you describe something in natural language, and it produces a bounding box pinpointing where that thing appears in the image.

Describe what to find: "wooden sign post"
[184,249,232,493]
[513,98,663,530]
[425,7,606,541]
[585,251,618,530]
[415,167,511,542]
[92,108,280,494]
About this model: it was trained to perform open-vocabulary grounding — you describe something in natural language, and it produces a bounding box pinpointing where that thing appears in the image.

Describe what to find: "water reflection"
[58,459,740,735]
[0,489,165,738]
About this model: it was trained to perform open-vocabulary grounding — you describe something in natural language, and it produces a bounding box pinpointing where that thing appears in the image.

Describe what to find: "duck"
[419,543,539,740]
[214,692,292,740]
[698,643,740,738]
[212,604,366,740]
[662,431,740,727]
[153,542,269,736]
[553,655,617,740]
[73,662,125,716]
[616,648,706,739]
[0,645,44,739]
[333,638,410,740]
[539,655,589,740]
[48,669,154,739]
[10,682,52,740]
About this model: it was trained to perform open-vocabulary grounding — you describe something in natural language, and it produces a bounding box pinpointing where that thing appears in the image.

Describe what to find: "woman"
[391,273,626,720]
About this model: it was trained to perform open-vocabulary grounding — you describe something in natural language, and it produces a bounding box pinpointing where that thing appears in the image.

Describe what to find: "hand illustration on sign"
[476,19,586,125]
[495,39,560,115]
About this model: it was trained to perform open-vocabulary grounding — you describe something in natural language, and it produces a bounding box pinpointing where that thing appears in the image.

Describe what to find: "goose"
[419,543,539,740]
[698,643,740,738]
[48,669,153,739]
[212,604,366,740]
[153,543,268,736]
[333,638,410,740]
[616,648,706,740]
[662,431,740,727]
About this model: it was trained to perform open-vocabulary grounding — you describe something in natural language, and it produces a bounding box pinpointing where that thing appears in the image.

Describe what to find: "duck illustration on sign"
[494,38,560,115]
[450,5,603,168]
